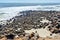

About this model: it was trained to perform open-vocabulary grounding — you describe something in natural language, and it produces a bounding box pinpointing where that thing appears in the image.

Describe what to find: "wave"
[0,5,60,21]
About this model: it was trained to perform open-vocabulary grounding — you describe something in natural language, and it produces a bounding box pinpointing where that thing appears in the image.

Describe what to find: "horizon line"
[0,2,60,3]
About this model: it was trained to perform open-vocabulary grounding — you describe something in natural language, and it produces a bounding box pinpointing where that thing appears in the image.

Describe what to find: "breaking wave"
[0,5,60,21]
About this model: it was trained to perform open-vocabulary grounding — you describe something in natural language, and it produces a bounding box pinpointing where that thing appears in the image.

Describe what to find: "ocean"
[0,3,60,21]
[0,3,60,8]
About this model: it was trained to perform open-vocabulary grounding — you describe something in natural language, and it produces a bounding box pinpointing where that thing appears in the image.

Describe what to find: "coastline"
[0,2,60,40]
[0,5,60,21]
[0,10,60,40]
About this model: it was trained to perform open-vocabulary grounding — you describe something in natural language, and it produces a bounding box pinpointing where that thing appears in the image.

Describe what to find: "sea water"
[0,3,60,21]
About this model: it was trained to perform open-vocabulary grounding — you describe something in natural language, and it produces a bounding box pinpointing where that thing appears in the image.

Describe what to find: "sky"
[0,0,60,3]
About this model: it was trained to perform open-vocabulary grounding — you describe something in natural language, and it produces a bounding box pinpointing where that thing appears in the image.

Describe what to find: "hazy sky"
[0,0,60,3]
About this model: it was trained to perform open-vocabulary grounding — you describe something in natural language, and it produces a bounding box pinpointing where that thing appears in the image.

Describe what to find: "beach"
[0,5,60,40]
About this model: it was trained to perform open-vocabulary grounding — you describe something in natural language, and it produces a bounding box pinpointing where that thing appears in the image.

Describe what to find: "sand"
[25,28,51,37]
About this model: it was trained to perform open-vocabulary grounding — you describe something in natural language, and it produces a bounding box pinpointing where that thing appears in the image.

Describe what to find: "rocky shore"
[0,10,60,40]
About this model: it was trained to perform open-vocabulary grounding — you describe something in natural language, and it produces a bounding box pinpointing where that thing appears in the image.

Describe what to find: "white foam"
[0,5,60,21]
[0,6,38,21]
